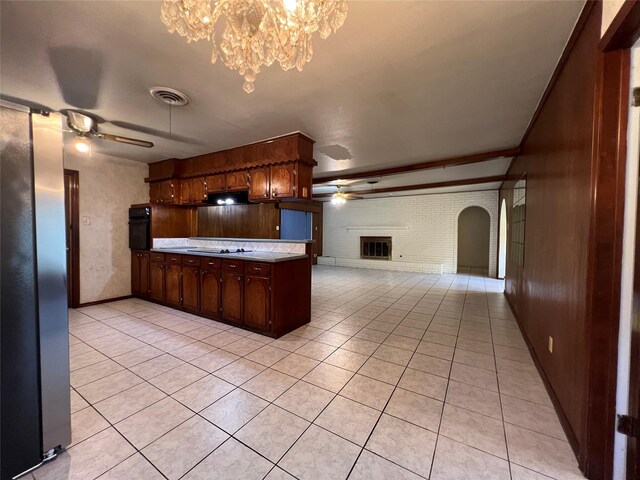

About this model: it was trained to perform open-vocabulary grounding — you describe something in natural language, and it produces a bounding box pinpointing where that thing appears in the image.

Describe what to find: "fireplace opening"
[360,236,392,260]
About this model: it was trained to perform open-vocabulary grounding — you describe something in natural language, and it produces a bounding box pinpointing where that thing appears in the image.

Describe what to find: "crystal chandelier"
[160,0,348,93]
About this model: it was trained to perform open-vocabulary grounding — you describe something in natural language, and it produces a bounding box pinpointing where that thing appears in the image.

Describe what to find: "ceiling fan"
[331,185,363,205]
[66,110,154,150]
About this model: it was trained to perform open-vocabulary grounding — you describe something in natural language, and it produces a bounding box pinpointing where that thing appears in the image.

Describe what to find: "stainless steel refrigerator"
[1,100,71,479]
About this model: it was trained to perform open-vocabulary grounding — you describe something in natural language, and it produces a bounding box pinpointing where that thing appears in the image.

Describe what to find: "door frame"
[592,2,640,478]
[64,169,80,308]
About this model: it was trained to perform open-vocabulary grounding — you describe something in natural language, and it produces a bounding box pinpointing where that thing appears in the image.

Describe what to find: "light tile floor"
[31,266,586,480]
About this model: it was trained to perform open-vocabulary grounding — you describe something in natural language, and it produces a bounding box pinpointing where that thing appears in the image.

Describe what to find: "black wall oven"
[129,207,150,250]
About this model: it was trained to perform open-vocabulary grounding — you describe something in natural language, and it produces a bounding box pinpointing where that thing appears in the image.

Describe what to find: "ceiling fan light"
[74,137,90,154]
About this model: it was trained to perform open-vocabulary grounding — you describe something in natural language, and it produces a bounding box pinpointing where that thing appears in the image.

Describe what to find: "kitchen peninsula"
[132,237,312,338]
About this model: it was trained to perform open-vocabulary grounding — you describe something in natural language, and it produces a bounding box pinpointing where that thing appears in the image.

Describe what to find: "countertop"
[151,247,308,263]
[190,237,315,244]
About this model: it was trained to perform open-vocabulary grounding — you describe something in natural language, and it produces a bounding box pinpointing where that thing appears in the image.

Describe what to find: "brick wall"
[320,190,499,276]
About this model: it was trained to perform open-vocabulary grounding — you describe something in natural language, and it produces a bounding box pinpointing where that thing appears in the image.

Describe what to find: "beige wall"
[457,206,490,269]
[64,143,148,303]
[602,0,625,37]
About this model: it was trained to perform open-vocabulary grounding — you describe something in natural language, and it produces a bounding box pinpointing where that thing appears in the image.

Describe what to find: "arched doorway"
[457,206,490,275]
[498,198,507,279]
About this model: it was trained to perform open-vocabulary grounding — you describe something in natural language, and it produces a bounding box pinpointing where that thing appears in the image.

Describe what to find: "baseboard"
[76,295,133,308]
[502,291,581,460]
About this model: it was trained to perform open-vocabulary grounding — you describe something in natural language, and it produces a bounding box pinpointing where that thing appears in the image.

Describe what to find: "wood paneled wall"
[150,204,196,238]
[500,3,629,478]
[197,204,280,239]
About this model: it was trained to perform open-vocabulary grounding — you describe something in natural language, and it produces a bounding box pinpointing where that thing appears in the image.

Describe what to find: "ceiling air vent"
[149,86,190,106]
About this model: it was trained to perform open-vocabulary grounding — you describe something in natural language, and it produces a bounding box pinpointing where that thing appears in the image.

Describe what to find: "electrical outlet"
[275,225,280,231]
[548,336,554,353]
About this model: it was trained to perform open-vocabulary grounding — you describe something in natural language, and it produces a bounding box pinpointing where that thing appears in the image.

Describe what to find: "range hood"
[205,191,251,205]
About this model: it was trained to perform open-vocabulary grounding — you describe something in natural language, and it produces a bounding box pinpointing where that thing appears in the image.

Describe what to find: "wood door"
[270,163,296,198]
[182,265,200,312]
[131,252,141,295]
[200,269,221,318]
[139,252,150,296]
[64,169,79,307]
[244,276,271,332]
[165,264,182,307]
[150,262,165,302]
[221,272,243,324]
[206,174,225,193]
[225,171,249,191]
[248,168,270,201]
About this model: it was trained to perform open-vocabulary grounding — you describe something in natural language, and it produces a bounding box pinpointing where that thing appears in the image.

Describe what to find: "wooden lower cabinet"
[165,264,182,308]
[182,265,200,312]
[244,275,271,332]
[221,272,243,324]
[131,251,150,297]
[134,253,311,338]
[200,269,221,318]
[150,261,165,302]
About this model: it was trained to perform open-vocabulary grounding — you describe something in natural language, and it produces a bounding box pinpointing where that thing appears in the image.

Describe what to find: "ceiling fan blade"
[48,47,103,109]
[108,120,205,145]
[95,132,154,148]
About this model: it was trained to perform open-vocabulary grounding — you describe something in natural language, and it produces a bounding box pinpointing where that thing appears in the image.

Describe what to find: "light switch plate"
[548,336,554,353]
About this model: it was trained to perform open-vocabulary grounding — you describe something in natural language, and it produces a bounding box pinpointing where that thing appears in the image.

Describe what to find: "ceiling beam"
[313,147,519,185]
[313,175,506,198]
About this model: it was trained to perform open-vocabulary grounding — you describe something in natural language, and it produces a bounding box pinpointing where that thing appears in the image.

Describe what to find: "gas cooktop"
[187,248,253,254]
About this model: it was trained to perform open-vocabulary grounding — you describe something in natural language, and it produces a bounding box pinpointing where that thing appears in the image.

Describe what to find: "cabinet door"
[248,168,270,201]
[182,265,200,312]
[206,174,225,193]
[131,252,141,295]
[191,177,207,203]
[140,252,150,296]
[270,163,296,198]
[179,179,192,205]
[200,269,221,318]
[165,264,182,308]
[150,180,178,203]
[221,272,243,324]
[150,262,165,302]
[244,276,271,332]
[225,172,249,191]
[149,183,159,204]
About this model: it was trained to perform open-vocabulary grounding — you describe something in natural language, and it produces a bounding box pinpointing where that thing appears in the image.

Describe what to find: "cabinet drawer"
[167,254,182,264]
[246,262,271,276]
[222,260,245,273]
[200,257,221,269]
[151,252,165,262]
[182,255,201,266]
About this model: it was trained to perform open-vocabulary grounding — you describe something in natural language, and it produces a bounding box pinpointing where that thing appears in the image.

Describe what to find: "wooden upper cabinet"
[150,179,176,204]
[180,177,207,205]
[248,168,270,201]
[270,163,296,199]
[225,171,249,191]
[206,174,225,193]
[244,275,271,332]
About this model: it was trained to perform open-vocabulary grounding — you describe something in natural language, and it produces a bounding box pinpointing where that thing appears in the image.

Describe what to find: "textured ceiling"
[1,0,584,193]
